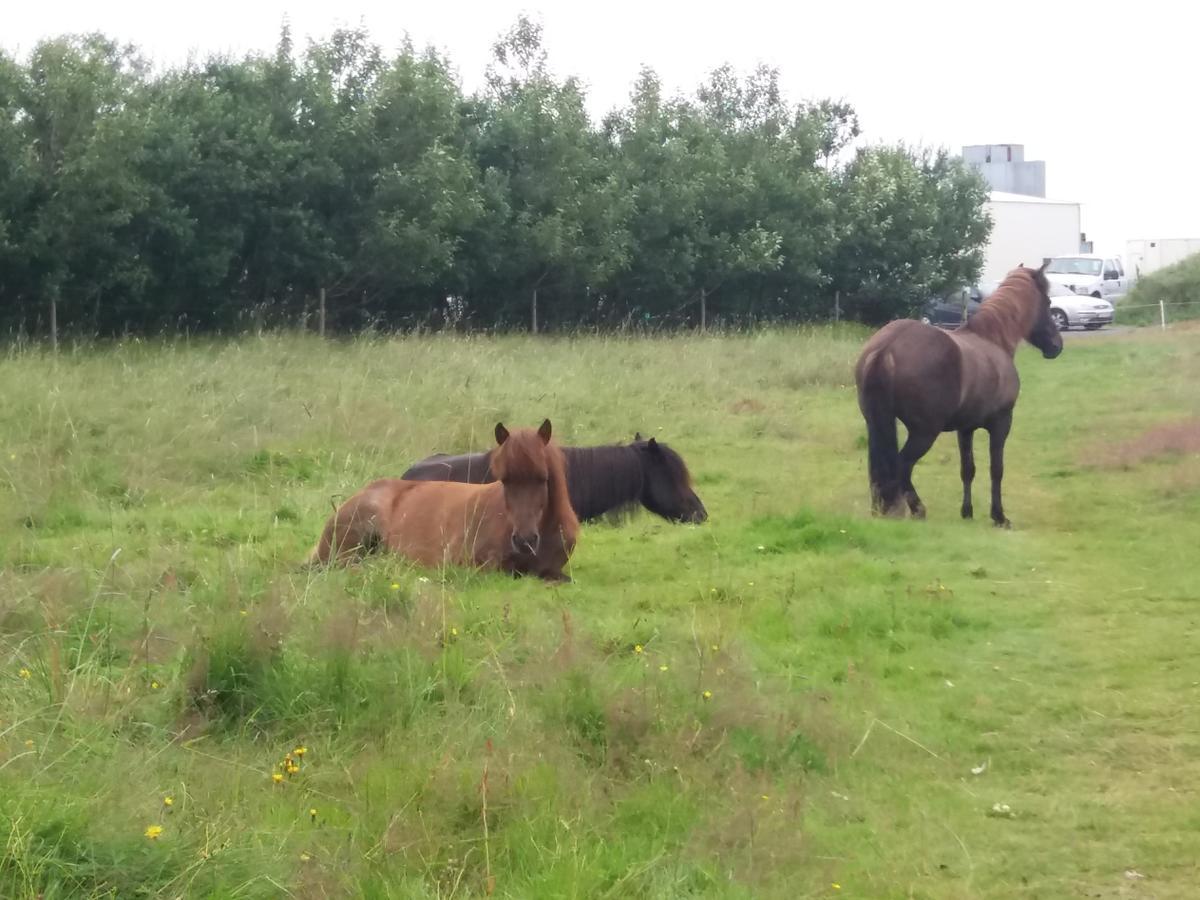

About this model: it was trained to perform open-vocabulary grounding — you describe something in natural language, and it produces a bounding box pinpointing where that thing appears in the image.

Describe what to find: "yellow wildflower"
[300,852,312,862]
[309,808,317,822]
[390,583,400,591]
[294,746,307,757]
[832,884,841,890]
[24,739,34,749]
[633,644,643,654]
[151,681,160,690]
[658,664,669,672]
[18,667,31,680]
[145,824,163,840]
[286,763,300,775]
[272,772,284,784]
[163,796,174,808]
[450,627,459,637]
[702,690,713,700]
[710,644,719,652]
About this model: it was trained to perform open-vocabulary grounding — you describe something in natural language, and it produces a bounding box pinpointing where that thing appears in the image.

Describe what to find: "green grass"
[1118,251,1200,325]
[2,326,1198,898]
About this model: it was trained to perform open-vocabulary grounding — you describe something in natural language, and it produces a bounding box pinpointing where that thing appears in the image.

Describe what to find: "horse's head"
[492,419,554,556]
[1022,262,1064,359]
[633,436,708,524]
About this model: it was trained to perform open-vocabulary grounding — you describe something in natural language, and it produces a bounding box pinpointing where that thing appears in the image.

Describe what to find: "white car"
[1044,254,1129,300]
[1047,282,1113,331]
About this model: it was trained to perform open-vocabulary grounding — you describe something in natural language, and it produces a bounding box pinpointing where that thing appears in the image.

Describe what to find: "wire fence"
[1117,299,1200,329]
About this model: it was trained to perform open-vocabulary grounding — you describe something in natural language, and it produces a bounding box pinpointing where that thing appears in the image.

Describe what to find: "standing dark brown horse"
[401,435,707,524]
[855,264,1063,526]
[308,420,579,581]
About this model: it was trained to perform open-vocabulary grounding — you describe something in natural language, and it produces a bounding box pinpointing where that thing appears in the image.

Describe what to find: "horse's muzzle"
[511,532,541,556]
[1043,343,1063,359]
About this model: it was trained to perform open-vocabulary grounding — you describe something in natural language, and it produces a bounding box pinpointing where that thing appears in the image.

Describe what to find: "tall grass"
[2,326,1199,897]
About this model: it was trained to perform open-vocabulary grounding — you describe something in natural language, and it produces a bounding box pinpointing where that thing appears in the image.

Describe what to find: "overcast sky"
[7,0,1198,255]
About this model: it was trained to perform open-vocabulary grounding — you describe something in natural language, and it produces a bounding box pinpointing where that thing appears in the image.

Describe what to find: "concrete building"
[963,144,1046,198]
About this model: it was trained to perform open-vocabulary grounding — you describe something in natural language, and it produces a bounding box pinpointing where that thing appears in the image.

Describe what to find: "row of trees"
[0,20,992,335]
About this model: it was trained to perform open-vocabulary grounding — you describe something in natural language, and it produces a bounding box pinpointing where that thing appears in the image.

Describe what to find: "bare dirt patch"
[1090,420,1200,469]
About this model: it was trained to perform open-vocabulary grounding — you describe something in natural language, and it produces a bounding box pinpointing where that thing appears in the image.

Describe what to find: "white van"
[1043,254,1128,300]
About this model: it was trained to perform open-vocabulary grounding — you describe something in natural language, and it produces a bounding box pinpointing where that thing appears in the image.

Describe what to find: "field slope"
[2,327,1198,898]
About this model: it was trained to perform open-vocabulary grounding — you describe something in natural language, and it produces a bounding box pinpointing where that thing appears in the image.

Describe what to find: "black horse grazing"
[854,263,1063,526]
[402,435,708,524]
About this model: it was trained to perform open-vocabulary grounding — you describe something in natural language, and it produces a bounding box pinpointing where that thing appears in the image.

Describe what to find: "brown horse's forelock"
[492,429,577,528]
[964,270,1043,353]
[492,430,551,482]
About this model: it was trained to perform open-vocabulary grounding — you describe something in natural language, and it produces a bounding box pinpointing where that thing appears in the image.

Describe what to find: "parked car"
[1047,281,1113,330]
[1044,253,1129,300]
[919,283,996,327]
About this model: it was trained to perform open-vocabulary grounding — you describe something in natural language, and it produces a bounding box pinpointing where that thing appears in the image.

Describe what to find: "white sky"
[7,0,1198,256]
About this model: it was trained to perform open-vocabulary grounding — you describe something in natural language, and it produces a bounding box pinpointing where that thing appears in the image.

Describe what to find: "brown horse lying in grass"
[308,420,578,581]
[855,263,1063,526]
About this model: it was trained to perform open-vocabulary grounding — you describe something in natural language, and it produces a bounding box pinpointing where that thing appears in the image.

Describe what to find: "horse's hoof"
[961,508,974,520]
[993,518,1012,529]
[911,506,927,520]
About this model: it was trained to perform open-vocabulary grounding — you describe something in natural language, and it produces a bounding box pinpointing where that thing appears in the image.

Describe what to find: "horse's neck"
[562,445,642,520]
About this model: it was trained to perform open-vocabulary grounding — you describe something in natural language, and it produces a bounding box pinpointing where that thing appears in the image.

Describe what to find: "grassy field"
[2,326,1198,899]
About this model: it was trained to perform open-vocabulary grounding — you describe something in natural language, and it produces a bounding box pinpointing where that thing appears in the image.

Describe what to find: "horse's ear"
[495,423,509,445]
[1017,261,1024,268]
[537,419,552,444]
[634,431,643,442]
[1037,259,1049,273]
[647,437,659,451]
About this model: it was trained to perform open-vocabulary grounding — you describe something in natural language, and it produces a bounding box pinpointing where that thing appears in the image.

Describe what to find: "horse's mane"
[561,445,644,522]
[962,269,1042,354]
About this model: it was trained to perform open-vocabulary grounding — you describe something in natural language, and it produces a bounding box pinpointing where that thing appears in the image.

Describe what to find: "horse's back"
[376,478,504,567]
[402,452,495,484]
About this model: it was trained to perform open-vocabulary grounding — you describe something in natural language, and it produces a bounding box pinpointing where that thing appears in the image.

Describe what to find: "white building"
[1125,238,1200,278]
[981,192,1083,284]
[963,144,1087,283]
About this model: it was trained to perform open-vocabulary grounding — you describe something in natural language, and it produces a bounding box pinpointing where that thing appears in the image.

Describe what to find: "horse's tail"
[857,348,902,514]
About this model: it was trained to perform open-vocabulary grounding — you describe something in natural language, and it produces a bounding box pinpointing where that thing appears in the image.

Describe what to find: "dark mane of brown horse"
[962,269,1044,354]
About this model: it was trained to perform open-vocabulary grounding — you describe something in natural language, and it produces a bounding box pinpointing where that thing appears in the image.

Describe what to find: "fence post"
[834,290,840,324]
[318,287,327,338]
[1160,299,1166,331]
[700,287,706,331]
[50,292,58,354]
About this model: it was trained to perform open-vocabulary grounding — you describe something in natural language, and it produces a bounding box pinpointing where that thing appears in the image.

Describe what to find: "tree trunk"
[318,286,327,338]
[531,287,539,335]
[700,287,707,331]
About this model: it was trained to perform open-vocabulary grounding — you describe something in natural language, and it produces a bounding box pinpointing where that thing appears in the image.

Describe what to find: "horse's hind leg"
[958,429,976,519]
[899,429,938,518]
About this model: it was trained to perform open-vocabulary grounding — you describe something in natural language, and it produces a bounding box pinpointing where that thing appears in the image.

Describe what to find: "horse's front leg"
[987,411,1014,528]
